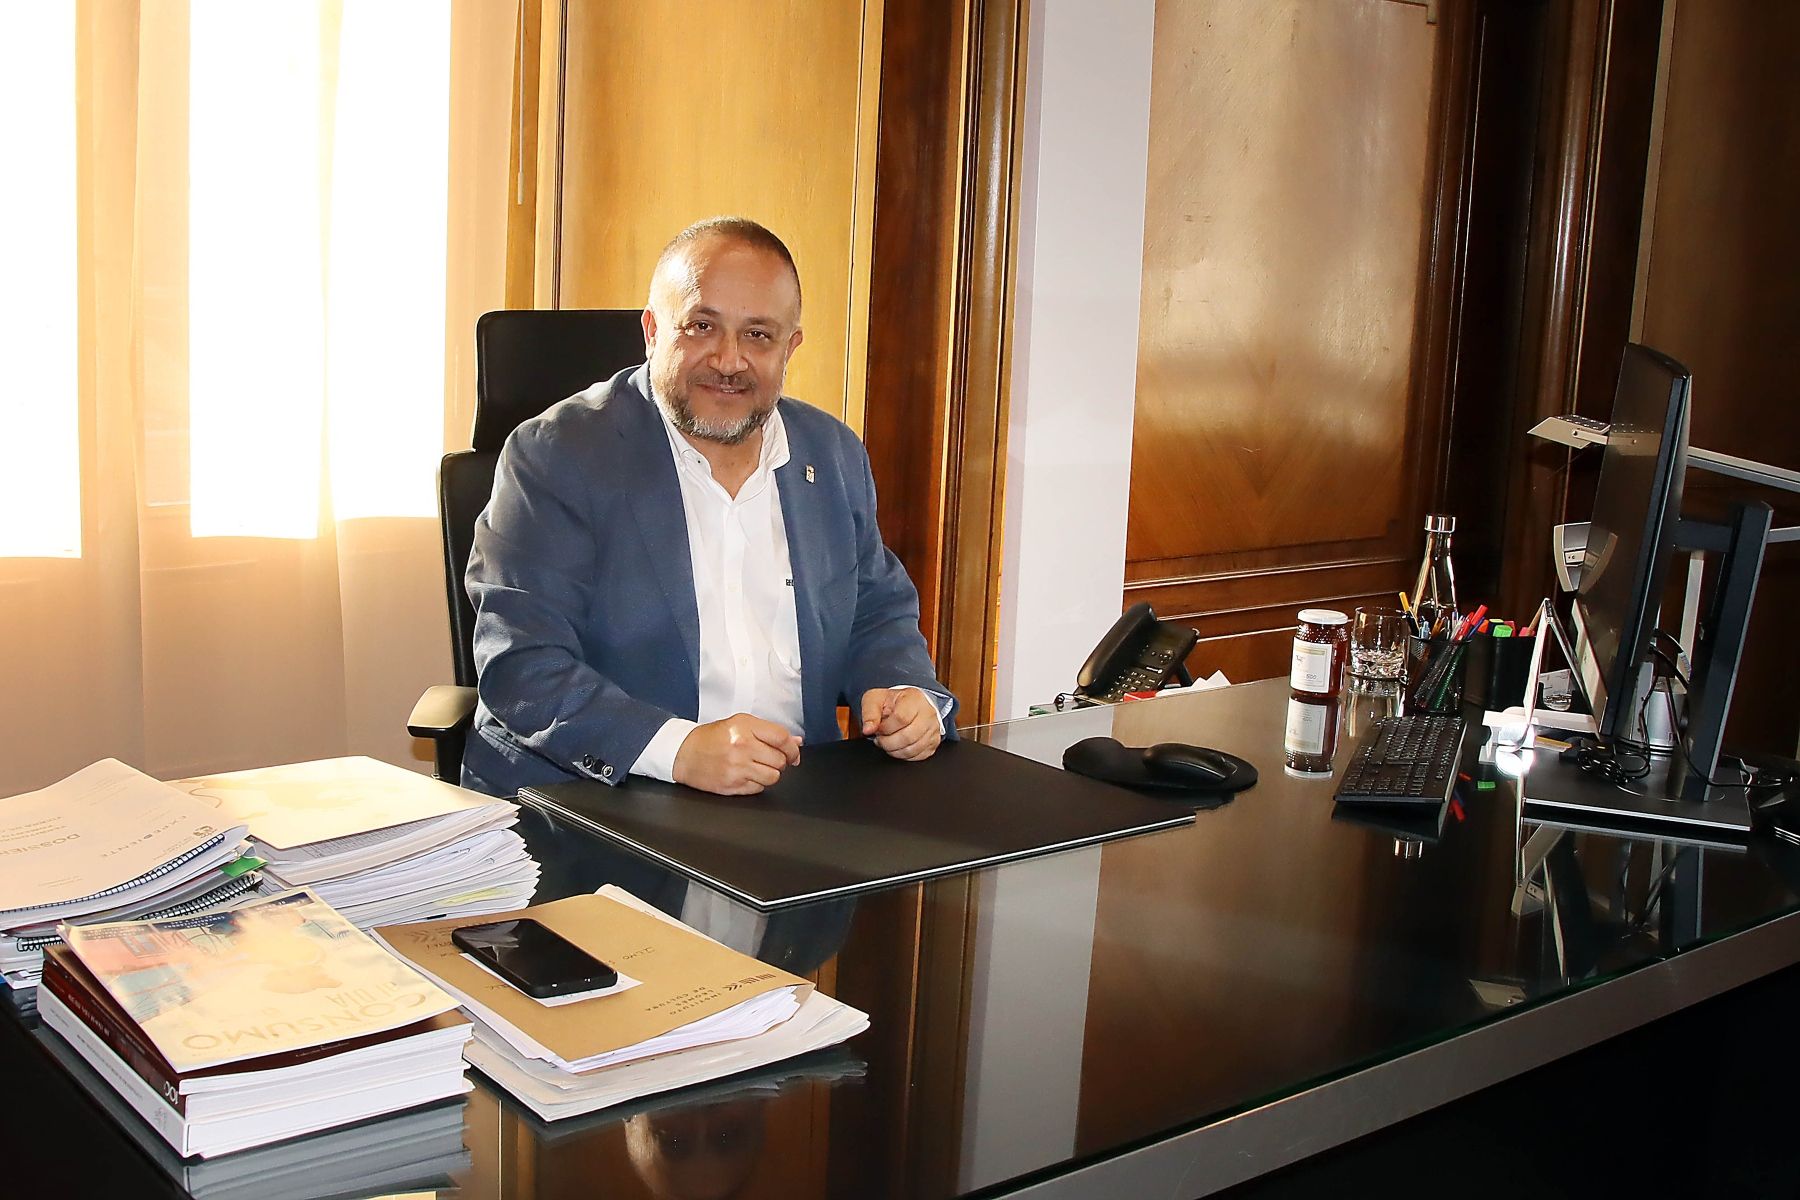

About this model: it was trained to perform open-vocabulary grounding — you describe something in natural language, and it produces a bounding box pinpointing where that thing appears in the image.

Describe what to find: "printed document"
[0,760,248,922]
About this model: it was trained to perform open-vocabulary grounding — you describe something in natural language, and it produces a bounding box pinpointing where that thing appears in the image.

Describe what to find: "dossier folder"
[522,737,1193,909]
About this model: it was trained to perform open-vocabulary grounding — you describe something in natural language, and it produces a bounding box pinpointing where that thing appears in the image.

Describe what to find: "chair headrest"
[473,309,646,451]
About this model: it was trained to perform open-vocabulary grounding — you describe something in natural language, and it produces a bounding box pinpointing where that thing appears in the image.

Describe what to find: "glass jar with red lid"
[1289,608,1350,701]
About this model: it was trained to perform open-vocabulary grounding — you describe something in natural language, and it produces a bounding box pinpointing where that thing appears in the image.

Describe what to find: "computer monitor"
[1529,345,1768,835]
[1568,344,1690,747]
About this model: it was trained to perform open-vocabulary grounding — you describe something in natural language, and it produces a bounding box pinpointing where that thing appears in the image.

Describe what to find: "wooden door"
[547,1,881,430]
[1125,0,1452,682]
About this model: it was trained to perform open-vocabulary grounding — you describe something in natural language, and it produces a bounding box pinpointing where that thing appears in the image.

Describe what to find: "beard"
[658,369,777,446]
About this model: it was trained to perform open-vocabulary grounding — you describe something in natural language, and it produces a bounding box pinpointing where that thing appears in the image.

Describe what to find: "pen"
[1452,604,1488,643]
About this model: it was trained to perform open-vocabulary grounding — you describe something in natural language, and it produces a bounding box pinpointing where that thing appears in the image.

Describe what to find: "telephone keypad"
[1097,665,1168,703]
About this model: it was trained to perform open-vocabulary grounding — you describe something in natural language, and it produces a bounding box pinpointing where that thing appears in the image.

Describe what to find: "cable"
[1569,646,1670,785]
[1573,736,1652,785]
[1653,628,1690,660]
[1649,642,1691,696]
[1649,647,1792,792]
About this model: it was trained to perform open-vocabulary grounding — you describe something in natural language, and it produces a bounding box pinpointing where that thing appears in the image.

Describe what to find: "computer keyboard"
[1333,714,1467,807]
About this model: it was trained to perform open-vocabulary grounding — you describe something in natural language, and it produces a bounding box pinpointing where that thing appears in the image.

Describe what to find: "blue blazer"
[461,366,956,797]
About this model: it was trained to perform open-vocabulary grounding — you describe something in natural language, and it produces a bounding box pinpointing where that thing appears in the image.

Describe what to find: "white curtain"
[0,1,520,794]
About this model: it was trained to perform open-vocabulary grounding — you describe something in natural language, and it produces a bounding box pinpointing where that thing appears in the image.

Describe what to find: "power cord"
[1647,639,1794,793]
[1568,640,1692,786]
[1572,736,1652,785]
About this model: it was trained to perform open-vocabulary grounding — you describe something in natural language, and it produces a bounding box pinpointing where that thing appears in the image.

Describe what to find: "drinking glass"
[1344,674,1404,740]
[1350,606,1408,680]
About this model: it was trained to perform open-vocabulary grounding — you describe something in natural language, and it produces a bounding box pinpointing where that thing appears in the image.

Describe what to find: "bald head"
[650,217,801,314]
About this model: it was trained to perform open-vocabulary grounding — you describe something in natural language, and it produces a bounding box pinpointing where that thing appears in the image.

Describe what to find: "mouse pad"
[1062,738,1259,802]
[521,737,1194,910]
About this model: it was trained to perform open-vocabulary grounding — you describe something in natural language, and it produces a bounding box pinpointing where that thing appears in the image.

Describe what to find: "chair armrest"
[407,685,478,739]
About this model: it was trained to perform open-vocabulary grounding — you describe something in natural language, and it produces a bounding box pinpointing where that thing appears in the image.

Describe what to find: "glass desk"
[6,677,1800,1199]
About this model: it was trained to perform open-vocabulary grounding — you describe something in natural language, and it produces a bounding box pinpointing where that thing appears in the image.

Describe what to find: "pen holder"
[1462,633,1536,711]
[1407,635,1468,715]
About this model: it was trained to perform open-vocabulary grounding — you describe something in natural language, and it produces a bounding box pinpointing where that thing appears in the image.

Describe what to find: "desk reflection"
[471,1047,864,1200]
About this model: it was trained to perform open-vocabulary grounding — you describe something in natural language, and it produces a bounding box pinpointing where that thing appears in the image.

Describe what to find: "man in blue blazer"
[462,218,956,798]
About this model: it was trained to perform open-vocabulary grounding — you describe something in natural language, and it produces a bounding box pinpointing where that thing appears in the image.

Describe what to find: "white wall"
[994,0,1157,720]
[954,3,1157,1190]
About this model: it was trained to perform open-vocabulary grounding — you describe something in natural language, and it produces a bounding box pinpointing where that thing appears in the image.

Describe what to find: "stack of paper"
[37,890,473,1158]
[35,1026,473,1200]
[171,756,539,929]
[376,887,869,1121]
[0,761,262,990]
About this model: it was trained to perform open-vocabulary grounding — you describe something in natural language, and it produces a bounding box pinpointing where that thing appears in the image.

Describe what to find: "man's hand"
[672,714,802,795]
[861,688,943,761]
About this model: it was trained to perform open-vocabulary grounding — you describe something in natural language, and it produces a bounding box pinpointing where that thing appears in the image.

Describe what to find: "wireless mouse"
[1143,742,1237,787]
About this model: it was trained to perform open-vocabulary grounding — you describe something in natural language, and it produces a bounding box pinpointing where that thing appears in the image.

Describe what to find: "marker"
[1452,604,1489,642]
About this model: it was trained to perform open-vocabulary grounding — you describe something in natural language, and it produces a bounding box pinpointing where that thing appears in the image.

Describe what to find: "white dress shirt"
[630,394,946,782]
[632,399,804,780]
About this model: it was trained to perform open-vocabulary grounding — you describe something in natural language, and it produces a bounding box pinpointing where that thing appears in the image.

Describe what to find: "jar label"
[1285,699,1328,754]
[1290,641,1334,694]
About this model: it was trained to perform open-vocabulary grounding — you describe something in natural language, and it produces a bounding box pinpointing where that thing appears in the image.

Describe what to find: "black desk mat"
[521,737,1193,909]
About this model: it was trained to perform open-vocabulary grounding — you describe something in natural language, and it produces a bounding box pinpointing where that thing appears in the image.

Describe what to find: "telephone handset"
[1074,603,1199,703]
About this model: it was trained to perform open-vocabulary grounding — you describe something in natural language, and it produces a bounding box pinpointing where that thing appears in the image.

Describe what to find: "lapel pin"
[805,464,815,483]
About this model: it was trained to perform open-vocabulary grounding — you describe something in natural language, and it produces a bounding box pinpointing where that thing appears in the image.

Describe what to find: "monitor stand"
[1522,747,1752,836]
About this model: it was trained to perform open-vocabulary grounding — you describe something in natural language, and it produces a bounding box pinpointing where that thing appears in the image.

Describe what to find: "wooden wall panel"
[1127,0,1443,681]
[554,1,879,426]
[1631,0,1800,756]
[1636,1,1800,475]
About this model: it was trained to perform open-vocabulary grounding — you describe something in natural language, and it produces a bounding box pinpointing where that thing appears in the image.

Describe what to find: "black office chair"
[407,309,646,780]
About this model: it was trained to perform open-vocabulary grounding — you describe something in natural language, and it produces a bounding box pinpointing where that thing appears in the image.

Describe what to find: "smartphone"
[451,918,618,999]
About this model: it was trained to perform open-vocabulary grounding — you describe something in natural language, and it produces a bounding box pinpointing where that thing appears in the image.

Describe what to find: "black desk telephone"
[1074,603,1199,703]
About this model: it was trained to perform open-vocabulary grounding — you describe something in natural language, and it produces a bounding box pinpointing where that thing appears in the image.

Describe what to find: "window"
[0,2,454,554]
[188,0,451,537]
[0,7,80,558]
